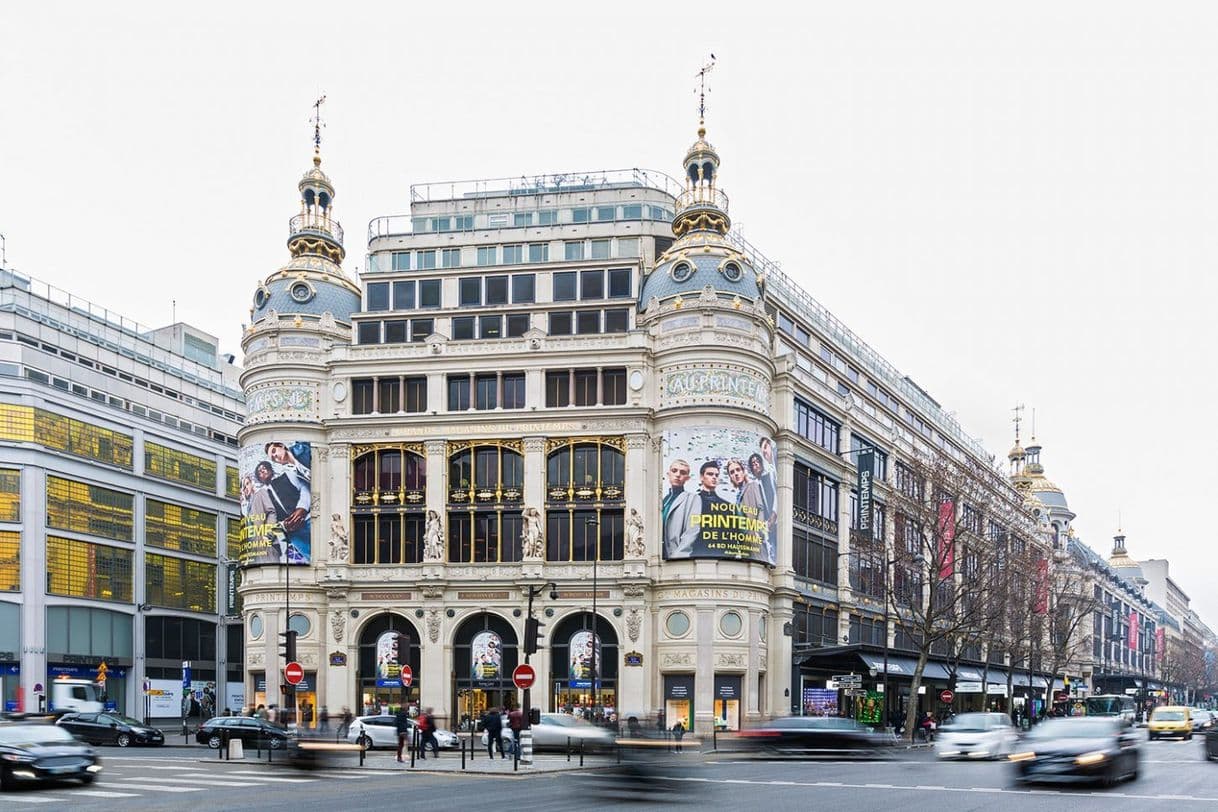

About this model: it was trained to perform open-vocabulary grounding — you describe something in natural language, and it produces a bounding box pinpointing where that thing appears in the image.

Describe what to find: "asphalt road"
[0,737,1212,810]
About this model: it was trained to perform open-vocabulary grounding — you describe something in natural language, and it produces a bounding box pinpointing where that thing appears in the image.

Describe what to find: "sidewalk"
[204,745,617,775]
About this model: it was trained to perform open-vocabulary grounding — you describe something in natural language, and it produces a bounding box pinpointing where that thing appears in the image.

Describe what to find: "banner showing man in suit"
[238,440,313,566]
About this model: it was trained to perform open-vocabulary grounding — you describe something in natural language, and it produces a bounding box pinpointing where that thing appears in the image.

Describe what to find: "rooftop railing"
[675,186,729,215]
[409,167,685,203]
[290,213,344,246]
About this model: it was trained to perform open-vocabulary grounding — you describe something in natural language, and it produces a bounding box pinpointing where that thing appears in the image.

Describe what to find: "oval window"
[758,615,767,642]
[250,614,263,640]
[670,262,693,283]
[722,262,743,282]
[253,287,270,310]
[665,611,691,637]
[288,613,311,637]
[719,611,743,638]
[290,282,314,303]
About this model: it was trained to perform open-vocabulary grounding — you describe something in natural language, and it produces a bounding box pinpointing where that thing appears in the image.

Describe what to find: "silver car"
[346,715,459,750]
[481,713,614,751]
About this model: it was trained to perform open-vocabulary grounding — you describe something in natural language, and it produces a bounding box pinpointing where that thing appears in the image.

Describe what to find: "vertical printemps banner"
[857,449,874,536]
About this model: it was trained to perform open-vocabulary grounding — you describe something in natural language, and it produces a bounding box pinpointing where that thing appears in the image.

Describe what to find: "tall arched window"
[448,441,524,563]
[545,438,625,562]
[351,444,427,564]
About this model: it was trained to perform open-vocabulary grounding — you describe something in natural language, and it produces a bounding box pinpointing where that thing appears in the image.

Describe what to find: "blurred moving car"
[739,717,896,758]
[346,715,459,750]
[56,712,164,747]
[479,714,614,751]
[1009,717,1139,787]
[1205,721,1218,761]
[1148,706,1193,740]
[935,712,1019,760]
[195,717,291,749]
[1190,709,1214,732]
[0,722,102,789]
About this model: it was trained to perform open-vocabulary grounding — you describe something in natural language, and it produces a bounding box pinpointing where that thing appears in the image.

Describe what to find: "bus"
[1084,694,1136,722]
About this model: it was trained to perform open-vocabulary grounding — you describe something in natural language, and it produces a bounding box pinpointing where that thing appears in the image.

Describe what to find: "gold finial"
[695,55,716,134]
[311,94,327,164]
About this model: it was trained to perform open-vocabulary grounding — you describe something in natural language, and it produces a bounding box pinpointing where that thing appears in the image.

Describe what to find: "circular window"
[288,613,311,637]
[665,611,691,638]
[722,262,743,282]
[249,614,263,640]
[719,611,743,638]
[758,615,767,642]
[332,381,348,403]
[628,370,645,392]
[289,282,314,303]
[670,262,693,283]
[253,286,270,310]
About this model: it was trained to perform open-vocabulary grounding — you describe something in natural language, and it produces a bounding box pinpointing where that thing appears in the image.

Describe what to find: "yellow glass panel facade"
[145,499,217,556]
[0,404,133,468]
[226,517,241,557]
[0,531,18,592]
[46,536,133,602]
[0,469,18,522]
[225,466,240,499]
[144,552,216,613]
[46,476,135,542]
[144,441,216,491]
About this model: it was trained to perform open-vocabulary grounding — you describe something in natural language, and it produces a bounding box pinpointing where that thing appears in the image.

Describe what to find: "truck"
[49,678,104,714]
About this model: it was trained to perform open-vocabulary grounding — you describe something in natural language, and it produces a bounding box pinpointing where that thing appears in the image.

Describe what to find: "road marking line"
[916,785,947,790]
[122,776,265,787]
[0,796,55,804]
[104,783,204,792]
[307,771,376,779]
[222,771,317,783]
[73,790,142,798]
[129,765,205,770]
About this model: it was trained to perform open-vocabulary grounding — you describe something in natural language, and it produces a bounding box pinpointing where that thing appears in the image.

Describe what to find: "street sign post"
[399,665,414,688]
[513,663,537,690]
[284,661,304,686]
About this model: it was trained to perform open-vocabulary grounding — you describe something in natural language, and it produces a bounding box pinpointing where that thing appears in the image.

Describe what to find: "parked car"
[935,712,1019,760]
[346,715,459,750]
[0,722,102,790]
[57,712,164,747]
[739,716,897,758]
[1148,706,1193,740]
[195,717,291,749]
[1009,717,1139,787]
[1204,721,1218,761]
[478,713,614,751]
[1191,709,1214,732]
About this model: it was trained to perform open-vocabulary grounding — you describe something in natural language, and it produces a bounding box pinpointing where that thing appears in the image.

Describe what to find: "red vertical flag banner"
[1128,611,1139,650]
[1034,558,1049,614]
[936,499,956,579]
[1156,627,1165,666]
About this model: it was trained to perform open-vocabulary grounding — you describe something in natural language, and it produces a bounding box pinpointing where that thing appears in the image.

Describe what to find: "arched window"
[356,614,421,709]
[545,438,625,562]
[447,441,524,563]
[549,611,618,716]
[350,444,426,564]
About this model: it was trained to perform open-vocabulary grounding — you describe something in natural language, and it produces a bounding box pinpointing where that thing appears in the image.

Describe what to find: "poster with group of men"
[661,427,778,565]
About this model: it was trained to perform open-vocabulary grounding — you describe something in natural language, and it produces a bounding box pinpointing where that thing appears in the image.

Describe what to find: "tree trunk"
[904,651,930,742]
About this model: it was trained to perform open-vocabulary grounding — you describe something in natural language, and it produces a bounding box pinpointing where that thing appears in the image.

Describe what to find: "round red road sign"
[939,689,954,704]
[284,661,304,686]
[513,663,536,690]
[400,665,414,688]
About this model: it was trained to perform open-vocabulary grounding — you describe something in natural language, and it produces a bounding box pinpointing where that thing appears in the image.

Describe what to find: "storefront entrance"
[663,674,694,731]
[356,613,421,714]
[452,613,519,729]
[713,675,741,730]
[548,612,618,721]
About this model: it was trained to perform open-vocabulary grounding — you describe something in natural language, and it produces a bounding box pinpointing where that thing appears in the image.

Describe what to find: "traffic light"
[279,629,298,663]
[529,708,540,725]
[524,616,544,655]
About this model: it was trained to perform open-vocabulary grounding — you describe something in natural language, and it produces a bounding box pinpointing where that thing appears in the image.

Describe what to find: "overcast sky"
[3,3,1215,624]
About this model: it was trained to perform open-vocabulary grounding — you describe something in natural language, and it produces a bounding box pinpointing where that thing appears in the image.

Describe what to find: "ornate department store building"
[238,119,1030,732]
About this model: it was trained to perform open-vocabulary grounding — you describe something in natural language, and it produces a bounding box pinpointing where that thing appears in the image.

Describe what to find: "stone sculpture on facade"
[427,610,441,643]
[423,510,445,561]
[626,608,641,642]
[328,513,349,561]
[624,508,646,558]
[522,506,545,559]
[330,610,345,643]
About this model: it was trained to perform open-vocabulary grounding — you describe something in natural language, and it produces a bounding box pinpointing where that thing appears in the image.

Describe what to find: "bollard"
[580,737,585,767]
[410,727,417,768]
[713,725,718,751]
[520,729,533,768]
[461,732,466,770]
[513,735,519,772]
[567,736,571,762]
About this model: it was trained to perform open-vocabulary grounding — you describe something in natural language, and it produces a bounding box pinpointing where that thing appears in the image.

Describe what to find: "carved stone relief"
[427,610,441,643]
[661,652,693,668]
[330,610,345,643]
[626,609,641,642]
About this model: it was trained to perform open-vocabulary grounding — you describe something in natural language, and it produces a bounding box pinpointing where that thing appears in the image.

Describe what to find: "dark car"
[739,716,897,757]
[1009,717,1139,787]
[57,712,164,747]
[1204,724,1218,761]
[0,722,102,789]
[196,717,291,749]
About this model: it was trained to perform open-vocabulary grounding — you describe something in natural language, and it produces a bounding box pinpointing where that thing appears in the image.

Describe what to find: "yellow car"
[1149,706,1193,740]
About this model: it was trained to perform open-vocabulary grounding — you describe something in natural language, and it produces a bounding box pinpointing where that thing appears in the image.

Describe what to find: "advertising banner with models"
[471,631,502,682]
[237,440,312,565]
[660,427,777,565]
[569,630,601,688]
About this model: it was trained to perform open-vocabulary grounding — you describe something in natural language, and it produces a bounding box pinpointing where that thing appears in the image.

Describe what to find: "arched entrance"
[549,612,618,720]
[452,612,519,727]
[356,613,421,713]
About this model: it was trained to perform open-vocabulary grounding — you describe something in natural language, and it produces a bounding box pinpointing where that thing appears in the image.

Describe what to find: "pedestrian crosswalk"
[0,757,381,808]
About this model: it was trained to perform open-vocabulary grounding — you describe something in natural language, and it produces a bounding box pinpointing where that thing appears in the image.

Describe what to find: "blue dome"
[252,259,361,324]
[639,252,759,310]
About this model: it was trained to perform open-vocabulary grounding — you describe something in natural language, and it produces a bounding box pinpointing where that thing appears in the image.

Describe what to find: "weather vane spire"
[1011,402,1025,442]
[311,95,327,163]
[696,54,716,131]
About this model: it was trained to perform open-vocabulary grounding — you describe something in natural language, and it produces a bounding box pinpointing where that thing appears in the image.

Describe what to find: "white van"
[50,679,104,714]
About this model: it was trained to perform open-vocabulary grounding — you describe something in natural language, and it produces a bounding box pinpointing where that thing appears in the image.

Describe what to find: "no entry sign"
[513,663,537,690]
[284,661,304,686]
[939,689,954,704]
[400,665,414,688]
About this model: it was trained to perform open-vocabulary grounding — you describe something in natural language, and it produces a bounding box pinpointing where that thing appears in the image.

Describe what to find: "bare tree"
[1041,545,1103,709]
[880,450,1026,740]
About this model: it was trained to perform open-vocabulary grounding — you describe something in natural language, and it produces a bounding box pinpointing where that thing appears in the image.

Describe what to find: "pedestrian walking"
[418,707,440,758]
[671,720,685,753]
[319,705,330,732]
[395,706,411,762]
[483,707,505,759]
[508,706,523,756]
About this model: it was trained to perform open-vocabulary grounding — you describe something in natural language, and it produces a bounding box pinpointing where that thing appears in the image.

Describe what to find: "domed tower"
[1011,429,1076,550]
[638,96,777,734]
[238,107,358,711]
